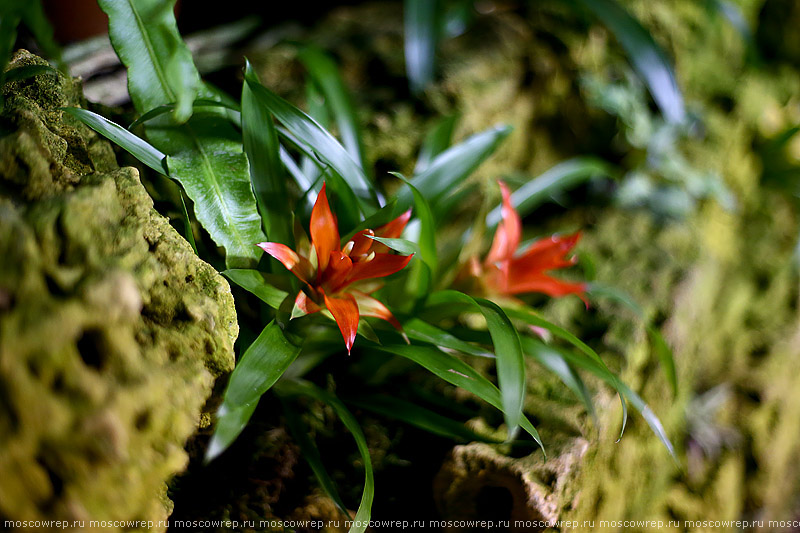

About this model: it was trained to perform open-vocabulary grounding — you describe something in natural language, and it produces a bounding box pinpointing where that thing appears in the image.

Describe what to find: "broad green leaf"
[587,282,677,395]
[414,114,458,175]
[486,158,614,227]
[243,67,379,209]
[404,0,440,94]
[377,343,544,454]
[502,304,629,438]
[346,394,503,443]
[206,321,302,461]
[242,61,293,246]
[522,337,676,461]
[127,98,241,130]
[100,0,264,268]
[298,46,368,172]
[524,339,597,423]
[282,400,351,518]
[403,317,492,358]
[577,0,685,124]
[276,380,374,533]
[62,108,168,175]
[398,125,512,213]
[426,291,526,439]
[222,269,290,309]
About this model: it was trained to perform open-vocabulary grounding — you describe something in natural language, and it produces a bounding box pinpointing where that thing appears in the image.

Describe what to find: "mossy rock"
[0,51,237,529]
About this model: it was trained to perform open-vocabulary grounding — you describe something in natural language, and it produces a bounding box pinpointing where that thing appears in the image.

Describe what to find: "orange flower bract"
[257,183,413,353]
[478,181,586,301]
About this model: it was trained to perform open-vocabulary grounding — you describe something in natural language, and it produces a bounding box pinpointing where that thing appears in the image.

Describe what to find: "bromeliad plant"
[65,0,677,528]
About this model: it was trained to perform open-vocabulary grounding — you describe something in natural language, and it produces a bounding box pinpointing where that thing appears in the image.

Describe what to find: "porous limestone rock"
[0,50,236,530]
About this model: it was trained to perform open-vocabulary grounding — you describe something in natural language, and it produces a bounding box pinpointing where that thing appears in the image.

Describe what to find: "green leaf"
[242,61,293,246]
[403,317,492,358]
[404,0,440,94]
[100,0,265,268]
[346,394,503,443]
[282,400,351,518]
[0,14,19,110]
[179,192,198,255]
[275,380,374,533]
[486,158,614,227]
[298,46,368,172]
[502,304,629,439]
[243,67,379,210]
[367,235,420,256]
[127,98,241,130]
[522,337,676,461]
[376,343,544,454]
[586,283,677,395]
[577,0,685,124]
[392,173,438,275]
[398,124,512,213]
[2,64,57,84]
[62,108,168,175]
[206,321,302,461]
[425,291,526,439]
[19,0,61,65]
[524,339,597,423]
[414,114,458,175]
[222,269,290,309]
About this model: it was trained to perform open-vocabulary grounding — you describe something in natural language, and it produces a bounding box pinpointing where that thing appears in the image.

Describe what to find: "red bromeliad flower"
[472,181,586,301]
[257,183,413,353]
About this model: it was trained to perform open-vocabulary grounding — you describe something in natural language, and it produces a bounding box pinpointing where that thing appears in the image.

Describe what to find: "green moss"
[0,51,236,528]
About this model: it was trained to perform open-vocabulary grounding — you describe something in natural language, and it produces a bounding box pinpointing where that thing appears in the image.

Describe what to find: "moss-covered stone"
[0,50,236,529]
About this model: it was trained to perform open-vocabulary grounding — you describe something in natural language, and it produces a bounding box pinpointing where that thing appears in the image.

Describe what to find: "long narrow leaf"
[486,158,613,227]
[222,269,290,309]
[62,107,168,175]
[99,0,265,268]
[243,67,379,209]
[403,318,492,358]
[298,46,368,172]
[426,291,526,439]
[377,343,544,454]
[414,114,458,175]
[524,339,597,423]
[397,125,512,213]
[275,380,374,533]
[587,282,677,395]
[577,0,685,124]
[242,61,293,246]
[127,98,240,130]
[502,304,629,438]
[521,337,676,461]
[404,0,440,94]
[281,400,351,518]
[346,394,503,443]
[206,321,302,461]
[392,174,438,274]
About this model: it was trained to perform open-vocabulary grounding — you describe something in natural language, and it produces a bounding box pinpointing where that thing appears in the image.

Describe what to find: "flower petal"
[509,233,581,276]
[376,208,412,239]
[322,290,360,354]
[350,290,403,331]
[344,253,414,287]
[503,274,587,300]
[349,229,376,258]
[291,290,321,319]
[256,242,314,283]
[310,183,341,275]
[485,181,521,266]
[321,250,353,291]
